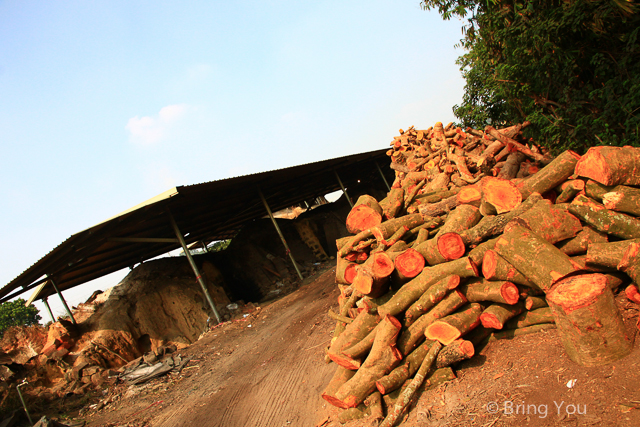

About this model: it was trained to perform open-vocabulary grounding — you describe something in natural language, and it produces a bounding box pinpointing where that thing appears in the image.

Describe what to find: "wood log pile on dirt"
[322,122,640,425]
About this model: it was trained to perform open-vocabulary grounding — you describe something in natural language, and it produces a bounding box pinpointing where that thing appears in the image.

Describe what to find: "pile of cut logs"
[323,121,640,426]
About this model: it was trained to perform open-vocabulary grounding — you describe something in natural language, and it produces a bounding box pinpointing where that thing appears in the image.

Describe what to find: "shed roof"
[1,148,391,304]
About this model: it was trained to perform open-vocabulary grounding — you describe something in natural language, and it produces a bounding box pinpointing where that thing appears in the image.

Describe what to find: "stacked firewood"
[323,122,640,426]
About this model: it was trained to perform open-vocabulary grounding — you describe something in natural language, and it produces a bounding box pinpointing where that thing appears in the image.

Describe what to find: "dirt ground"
[43,263,640,427]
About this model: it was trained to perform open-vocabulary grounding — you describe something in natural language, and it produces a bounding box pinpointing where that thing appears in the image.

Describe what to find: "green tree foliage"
[0,298,41,336]
[422,0,640,153]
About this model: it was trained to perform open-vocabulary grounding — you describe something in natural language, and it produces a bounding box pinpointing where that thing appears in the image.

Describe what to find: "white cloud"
[126,104,188,145]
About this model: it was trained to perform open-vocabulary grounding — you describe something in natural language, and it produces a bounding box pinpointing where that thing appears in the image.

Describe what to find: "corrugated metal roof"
[0,148,391,303]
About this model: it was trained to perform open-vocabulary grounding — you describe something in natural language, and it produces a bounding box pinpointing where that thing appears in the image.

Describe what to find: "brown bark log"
[346,195,383,234]
[459,192,544,248]
[498,151,526,180]
[517,150,581,199]
[331,315,403,408]
[569,195,640,240]
[353,252,395,297]
[505,199,583,244]
[415,232,466,266]
[365,391,384,422]
[321,367,356,405]
[336,256,358,285]
[556,179,585,204]
[602,185,640,217]
[481,249,538,288]
[378,257,479,318]
[585,239,640,269]
[396,290,468,355]
[416,187,482,217]
[326,289,362,363]
[460,278,520,305]
[425,303,484,345]
[625,284,640,304]
[404,275,461,327]
[467,237,498,266]
[574,146,640,187]
[555,227,608,256]
[525,296,548,311]
[480,302,524,329]
[504,307,554,329]
[375,339,436,395]
[480,177,522,214]
[584,179,612,201]
[485,126,550,164]
[327,310,380,369]
[494,224,581,292]
[435,339,475,368]
[392,248,425,281]
[379,187,404,220]
[547,273,633,366]
[436,204,482,238]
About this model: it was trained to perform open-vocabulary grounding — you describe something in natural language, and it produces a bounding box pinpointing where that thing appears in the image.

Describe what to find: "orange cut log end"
[425,322,461,346]
[625,284,640,304]
[437,232,466,261]
[394,248,425,279]
[371,252,395,277]
[344,264,358,284]
[457,186,483,204]
[482,177,522,213]
[346,205,382,234]
[502,282,520,305]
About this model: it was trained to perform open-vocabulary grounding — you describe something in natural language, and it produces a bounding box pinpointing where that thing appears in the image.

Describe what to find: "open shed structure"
[1,148,391,323]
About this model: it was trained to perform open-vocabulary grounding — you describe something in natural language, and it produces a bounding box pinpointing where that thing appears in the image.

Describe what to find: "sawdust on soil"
[49,264,639,427]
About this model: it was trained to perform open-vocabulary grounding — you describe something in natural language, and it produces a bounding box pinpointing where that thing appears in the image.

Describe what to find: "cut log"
[602,185,640,217]
[379,187,404,220]
[518,150,581,199]
[380,341,442,427]
[417,187,482,217]
[485,126,550,164]
[459,192,544,248]
[617,241,640,285]
[585,239,640,269]
[327,310,380,369]
[574,146,640,186]
[480,302,524,329]
[352,251,395,297]
[378,257,478,318]
[504,307,554,329]
[467,237,498,266]
[498,151,526,180]
[375,339,436,395]
[494,224,581,292]
[393,248,425,281]
[332,315,403,408]
[525,296,548,311]
[547,273,633,366]
[460,278,520,305]
[321,367,356,405]
[584,179,612,201]
[555,227,608,256]
[569,195,640,240]
[365,391,384,422]
[404,275,461,327]
[425,303,484,345]
[481,249,538,288]
[346,195,383,234]
[415,232,466,265]
[336,257,358,285]
[505,199,583,244]
[625,284,640,304]
[396,290,468,355]
[326,289,362,363]
[435,339,474,368]
[480,177,522,214]
[556,179,585,204]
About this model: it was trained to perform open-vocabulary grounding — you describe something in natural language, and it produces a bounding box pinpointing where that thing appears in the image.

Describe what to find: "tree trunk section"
[480,302,525,329]
[480,177,522,214]
[585,239,640,269]
[574,146,640,187]
[602,184,640,217]
[504,307,554,329]
[425,303,484,345]
[460,278,520,305]
[404,275,461,327]
[505,199,583,244]
[546,273,633,367]
[393,248,425,281]
[569,194,640,240]
[482,249,538,288]
[518,150,581,199]
[556,227,608,256]
[346,195,383,234]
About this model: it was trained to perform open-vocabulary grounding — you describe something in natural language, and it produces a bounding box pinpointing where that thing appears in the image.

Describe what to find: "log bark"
[375,340,436,395]
[585,239,640,269]
[505,199,583,244]
[331,315,403,408]
[467,237,498,266]
[460,278,520,305]
[625,284,640,304]
[574,146,640,187]
[417,186,482,217]
[425,303,484,345]
[346,195,383,234]
[353,252,394,297]
[556,179,585,204]
[335,256,358,285]
[396,290,468,355]
[480,302,525,329]
[518,150,581,199]
[414,232,466,265]
[365,391,384,422]
[569,195,640,240]
[380,342,443,427]
[487,324,557,342]
[494,224,581,292]
[459,192,544,248]
[498,151,526,180]
[327,309,380,369]
[504,307,554,329]
[585,179,612,201]
[378,257,478,318]
[556,227,608,256]
[485,126,550,164]
[602,185,640,217]
[435,339,475,368]
[481,249,538,288]
[380,187,404,220]
[525,296,548,311]
[547,273,633,366]
[321,367,356,405]
[404,275,461,327]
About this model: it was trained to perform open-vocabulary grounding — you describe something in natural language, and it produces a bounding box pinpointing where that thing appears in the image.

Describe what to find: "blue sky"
[0,1,466,319]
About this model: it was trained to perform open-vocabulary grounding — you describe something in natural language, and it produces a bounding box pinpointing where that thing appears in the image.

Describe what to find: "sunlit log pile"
[322,121,640,426]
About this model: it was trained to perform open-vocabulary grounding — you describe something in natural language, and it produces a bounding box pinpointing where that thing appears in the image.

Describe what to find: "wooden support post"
[48,276,76,325]
[167,209,222,324]
[334,169,354,208]
[42,297,56,324]
[375,160,391,191]
[259,189,305,281]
